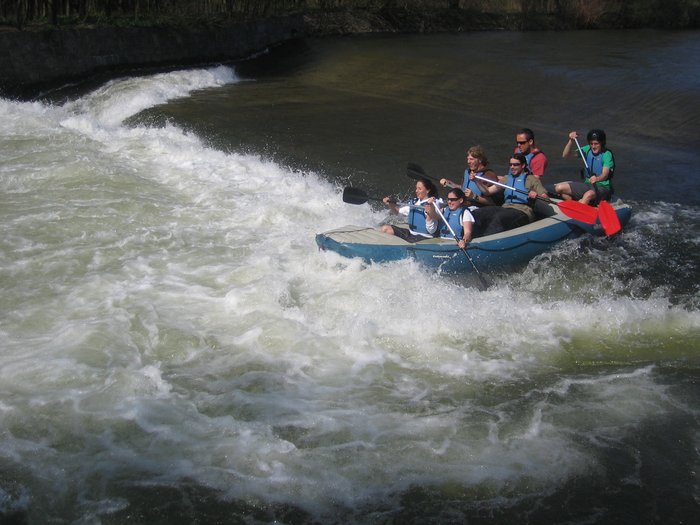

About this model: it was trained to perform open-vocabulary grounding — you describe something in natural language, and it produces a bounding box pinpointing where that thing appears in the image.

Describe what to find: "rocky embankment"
[0,15,303,98]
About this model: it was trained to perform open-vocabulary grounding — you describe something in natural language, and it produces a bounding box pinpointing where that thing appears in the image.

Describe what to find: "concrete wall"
[0,15,303,98]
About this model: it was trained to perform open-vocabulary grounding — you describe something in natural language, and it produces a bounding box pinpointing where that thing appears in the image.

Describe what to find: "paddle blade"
[557,200,598,224]
[342,187,369,205]
[597,200,623,236]
[406,162,427,181]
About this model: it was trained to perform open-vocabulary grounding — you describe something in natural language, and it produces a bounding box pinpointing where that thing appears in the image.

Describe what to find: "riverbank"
[0,16,303,99]
[2,0,699,99]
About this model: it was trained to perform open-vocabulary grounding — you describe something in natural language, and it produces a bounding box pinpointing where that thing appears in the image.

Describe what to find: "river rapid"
[1,30,699,524]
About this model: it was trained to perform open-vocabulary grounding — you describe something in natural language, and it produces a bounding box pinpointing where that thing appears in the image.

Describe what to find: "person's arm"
[562,130,578,158]
[382,196,400,215]
[457,210,475,248]
[526,175,549,199]
[588,168,610,184]
[478,178,504,197]
[470,169,500,204]
[466,191,494,206]
[424,198,439,233]
[440,178,459,189]
[465,183,493,206]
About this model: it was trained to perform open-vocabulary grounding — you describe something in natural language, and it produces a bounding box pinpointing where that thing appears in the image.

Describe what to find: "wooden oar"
[472,174,599,224]
[573,137,622,236]
[431,202,488,290]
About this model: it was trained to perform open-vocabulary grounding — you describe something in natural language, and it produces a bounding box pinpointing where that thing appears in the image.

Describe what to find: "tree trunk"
[17,0,26,29]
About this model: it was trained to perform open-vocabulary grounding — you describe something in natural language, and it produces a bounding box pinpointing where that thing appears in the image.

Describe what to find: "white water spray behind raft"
[0,65,698,522]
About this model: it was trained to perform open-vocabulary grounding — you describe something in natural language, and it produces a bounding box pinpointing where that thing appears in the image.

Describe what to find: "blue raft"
[315,200,633,273]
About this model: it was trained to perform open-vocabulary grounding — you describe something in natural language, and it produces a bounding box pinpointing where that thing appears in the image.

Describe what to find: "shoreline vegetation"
[2,1,698,98]
[2,0,700,35]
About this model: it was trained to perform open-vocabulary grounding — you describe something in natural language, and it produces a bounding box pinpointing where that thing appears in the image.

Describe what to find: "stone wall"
[0,15,303,98]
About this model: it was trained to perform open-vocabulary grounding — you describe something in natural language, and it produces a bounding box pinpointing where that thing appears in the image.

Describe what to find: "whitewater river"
[1,29,699,523]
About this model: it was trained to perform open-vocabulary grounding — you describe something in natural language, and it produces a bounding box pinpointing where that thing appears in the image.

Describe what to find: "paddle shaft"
[431,202,488,290]
[573,137,590,173]
[407,162,441,184]
[472,174,600,224]
[363,195,386,203]
[472,174,548,203]
[342,187,413,207]
[406,163,480,205]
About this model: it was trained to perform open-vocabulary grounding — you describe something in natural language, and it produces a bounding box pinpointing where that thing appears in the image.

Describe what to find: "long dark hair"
[416,177,438,197]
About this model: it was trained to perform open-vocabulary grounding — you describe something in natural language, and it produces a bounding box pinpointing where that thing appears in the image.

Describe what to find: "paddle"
[343,187,425,217]
[573,137,622,236]
[343,186,386,205]
[472,174,598,224]
[407,162,441,184]
[596,200,622,235]
[431,202,488,290]
[406,163,480,206]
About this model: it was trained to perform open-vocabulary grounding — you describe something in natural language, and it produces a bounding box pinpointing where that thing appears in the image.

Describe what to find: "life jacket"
[584,148,614,189]
[525,150,541,169]
[439,207,465,239]
[462,170,487,195]
[407,198,432,237]
[504,172,530,206]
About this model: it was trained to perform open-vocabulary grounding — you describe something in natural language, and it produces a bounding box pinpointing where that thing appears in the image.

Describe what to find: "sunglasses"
[516,140,528,145]
[447,197,461,202]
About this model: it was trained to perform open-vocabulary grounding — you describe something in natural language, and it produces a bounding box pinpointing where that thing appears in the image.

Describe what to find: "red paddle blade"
[597,201,622,236]
[557,200,598,224]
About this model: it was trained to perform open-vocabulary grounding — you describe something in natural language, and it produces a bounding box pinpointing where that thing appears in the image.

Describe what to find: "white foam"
[63,65,239,129]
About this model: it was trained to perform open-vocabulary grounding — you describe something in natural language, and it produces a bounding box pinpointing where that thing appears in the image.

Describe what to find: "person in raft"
[471,153,548,237]
[555,129,615,205]
[439,145,500,209]
[380,178,441,242]
[514,127,548,178]
[425,188,475,249]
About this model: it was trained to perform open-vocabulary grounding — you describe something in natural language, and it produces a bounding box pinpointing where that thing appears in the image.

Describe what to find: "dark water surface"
[151,30,700,206]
